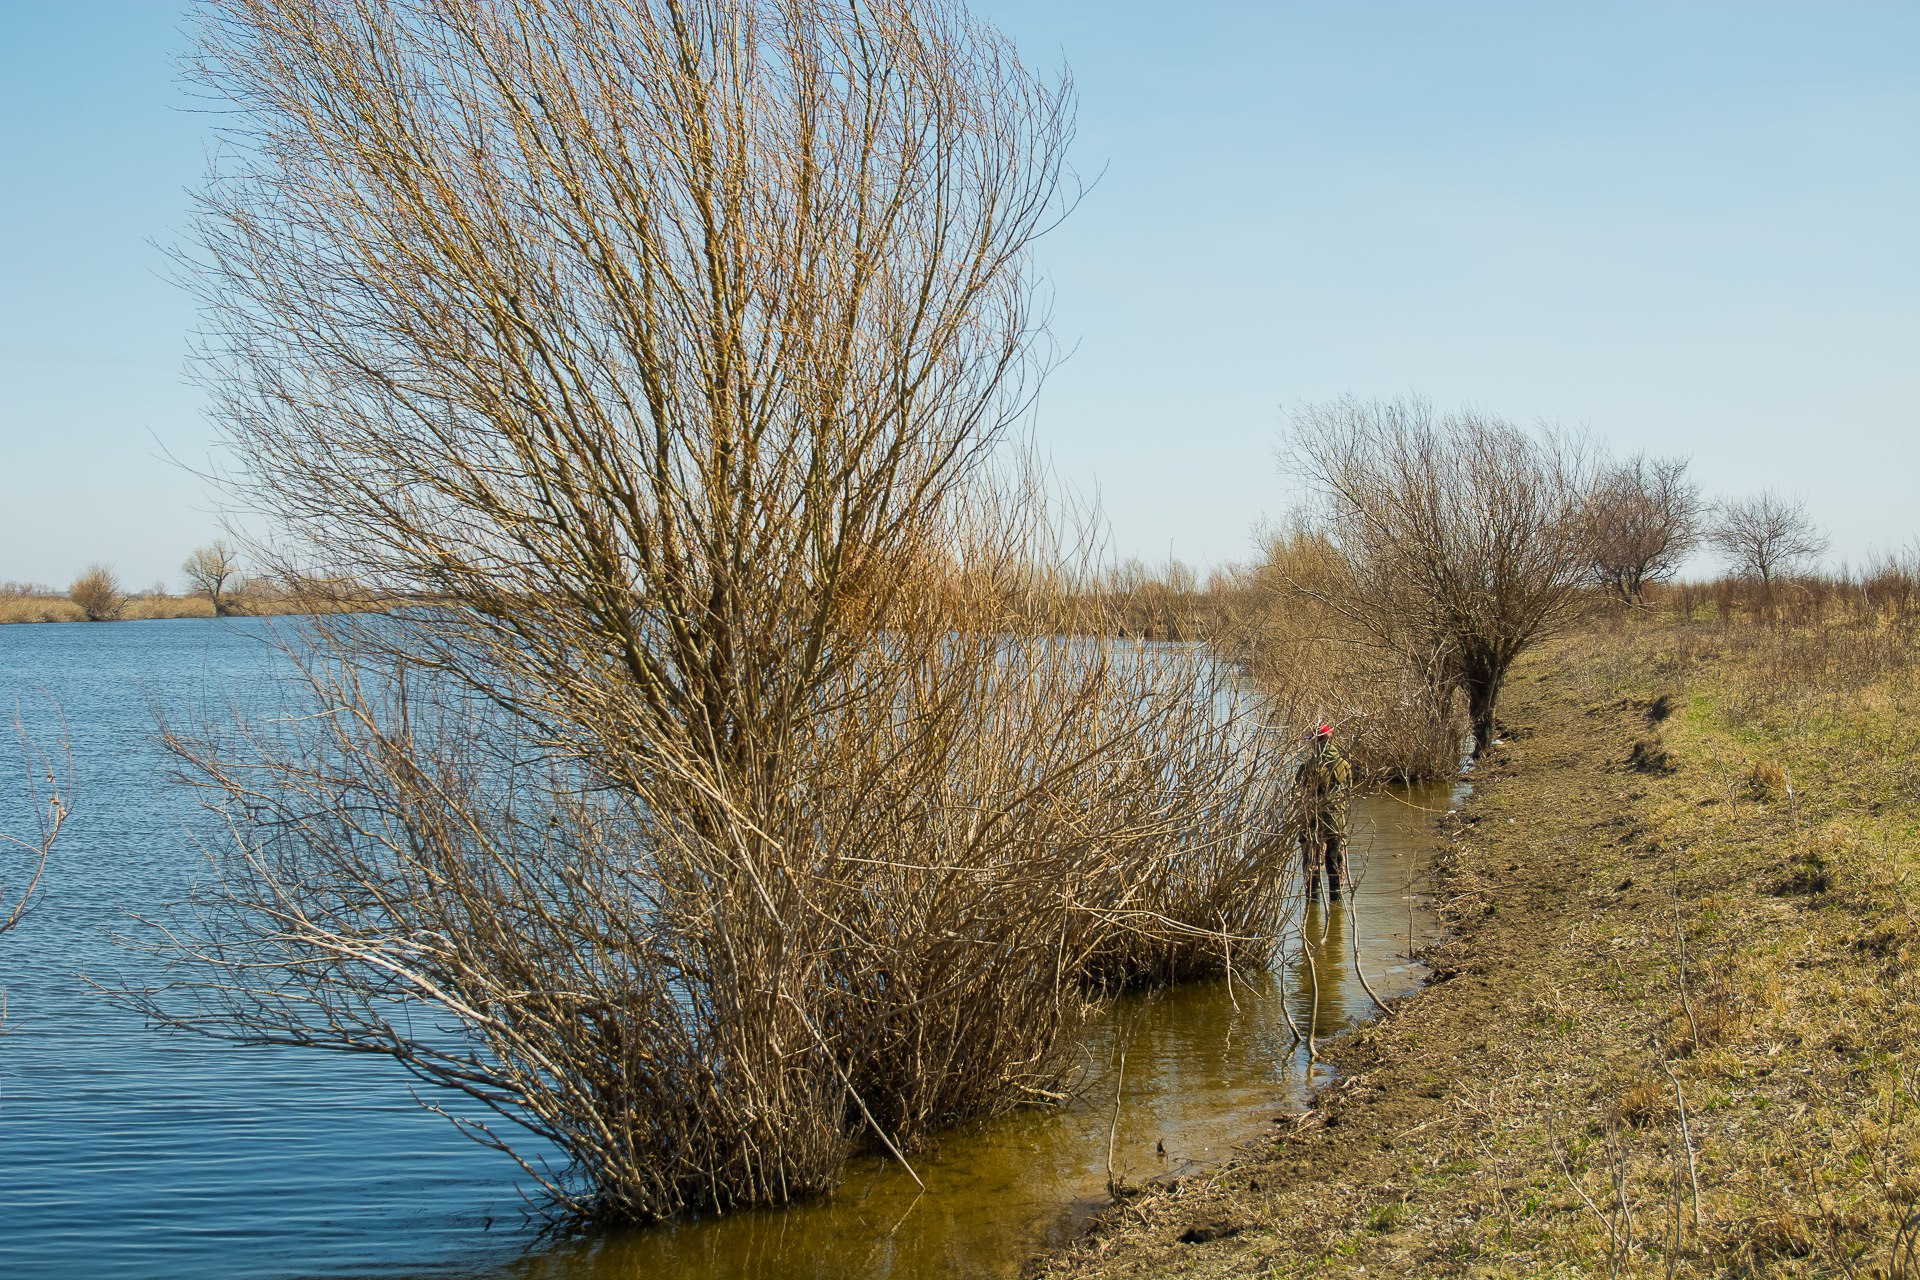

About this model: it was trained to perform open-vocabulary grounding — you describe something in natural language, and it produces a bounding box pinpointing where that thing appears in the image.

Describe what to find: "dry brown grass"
[0,590,362,625]
[1744,758,1789,803]
[0,596,84,624]
[124,596,219,621]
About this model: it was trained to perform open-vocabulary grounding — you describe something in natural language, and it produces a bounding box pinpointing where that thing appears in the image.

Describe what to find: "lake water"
[0,618,1449,1279]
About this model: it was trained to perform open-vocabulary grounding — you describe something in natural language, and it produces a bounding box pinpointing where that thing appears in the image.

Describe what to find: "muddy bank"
[1023,675,1579,1279]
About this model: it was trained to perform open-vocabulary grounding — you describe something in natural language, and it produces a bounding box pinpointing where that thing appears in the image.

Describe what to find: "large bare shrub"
[1237,528,1461,781]
[68,564,124,622]
[1282,396,1595,758]
[140,0,1297,1223]
[147,519,1298,1220]
[1583,454,1702,605]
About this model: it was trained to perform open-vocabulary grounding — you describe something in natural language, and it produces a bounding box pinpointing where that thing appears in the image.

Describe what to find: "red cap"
[1313,723,1332,737]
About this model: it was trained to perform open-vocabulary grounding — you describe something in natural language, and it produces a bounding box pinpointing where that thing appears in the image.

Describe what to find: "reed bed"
[0,597,85,625]
[0,593,332,624]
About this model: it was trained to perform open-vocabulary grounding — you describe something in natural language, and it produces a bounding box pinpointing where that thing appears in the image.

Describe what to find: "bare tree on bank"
[1284,397,1595,758]
[1709,491,1828,603]
[1583,454,1702,605]
[182,541,242,615]
[68,565,124,622]
[142,0,1301,1222]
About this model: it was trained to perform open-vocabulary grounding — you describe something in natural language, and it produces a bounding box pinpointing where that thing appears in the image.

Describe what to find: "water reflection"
[1293,900,1353,1041]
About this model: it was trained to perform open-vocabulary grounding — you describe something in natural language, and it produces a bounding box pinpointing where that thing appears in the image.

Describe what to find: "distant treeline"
[1073,441,1912,784]
[1,547,374,624]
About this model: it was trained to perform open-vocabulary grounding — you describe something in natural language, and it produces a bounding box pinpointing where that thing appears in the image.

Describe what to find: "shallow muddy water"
[483,791,1452,1280]
[0,620,1452,1279]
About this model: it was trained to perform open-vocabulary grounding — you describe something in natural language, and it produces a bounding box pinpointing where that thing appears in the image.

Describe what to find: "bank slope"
[1034,623,1920,1279]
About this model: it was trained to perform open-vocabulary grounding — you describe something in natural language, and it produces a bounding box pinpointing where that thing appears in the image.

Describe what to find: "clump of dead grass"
[1607,1075,1674,1130]
[1745,759,1790,802]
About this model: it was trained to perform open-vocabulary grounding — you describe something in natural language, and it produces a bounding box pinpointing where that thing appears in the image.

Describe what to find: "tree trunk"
[1466,673,1503,758]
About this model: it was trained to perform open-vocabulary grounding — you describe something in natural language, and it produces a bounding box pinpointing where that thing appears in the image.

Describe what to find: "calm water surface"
[0,619,1450,1279]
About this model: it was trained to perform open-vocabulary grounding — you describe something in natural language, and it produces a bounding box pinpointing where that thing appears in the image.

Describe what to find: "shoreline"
[1021,692,1538,1279]
[0,600,376,625]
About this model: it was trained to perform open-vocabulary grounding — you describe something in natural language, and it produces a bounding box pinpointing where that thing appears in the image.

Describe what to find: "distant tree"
[1709,492,1828,596]
[68,565,124,622]
[1286,396,1595,758]
[182,541,242,616]
[1582,454,1703,605]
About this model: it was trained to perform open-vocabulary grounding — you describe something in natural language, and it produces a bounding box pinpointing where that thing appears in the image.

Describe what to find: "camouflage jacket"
[1295,743,1353,837]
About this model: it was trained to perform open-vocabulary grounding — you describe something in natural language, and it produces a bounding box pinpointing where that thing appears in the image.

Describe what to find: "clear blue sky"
[2,1,1915,589]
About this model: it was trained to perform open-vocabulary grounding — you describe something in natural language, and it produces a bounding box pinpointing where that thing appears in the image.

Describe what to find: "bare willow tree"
[142,0,1299,1222]
[1284,397,1594,758]
[1583,454,1702,605]
[1709,491,1828,598]
[182,540,242,615]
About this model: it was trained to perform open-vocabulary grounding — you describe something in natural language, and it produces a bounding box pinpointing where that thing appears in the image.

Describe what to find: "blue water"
[0,618,1447,1280]
[0,619,534,1279]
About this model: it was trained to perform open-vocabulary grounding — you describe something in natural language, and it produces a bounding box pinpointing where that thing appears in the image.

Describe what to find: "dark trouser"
[1301,830,1347,902]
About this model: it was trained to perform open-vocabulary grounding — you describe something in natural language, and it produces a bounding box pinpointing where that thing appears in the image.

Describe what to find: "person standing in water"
[1296,722,1353,902]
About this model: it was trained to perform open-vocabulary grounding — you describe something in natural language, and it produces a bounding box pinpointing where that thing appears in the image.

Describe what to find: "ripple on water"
[0,620,1449,1279]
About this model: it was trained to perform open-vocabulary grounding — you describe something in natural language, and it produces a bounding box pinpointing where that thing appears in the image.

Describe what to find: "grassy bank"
[1033,616,1920,1278]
